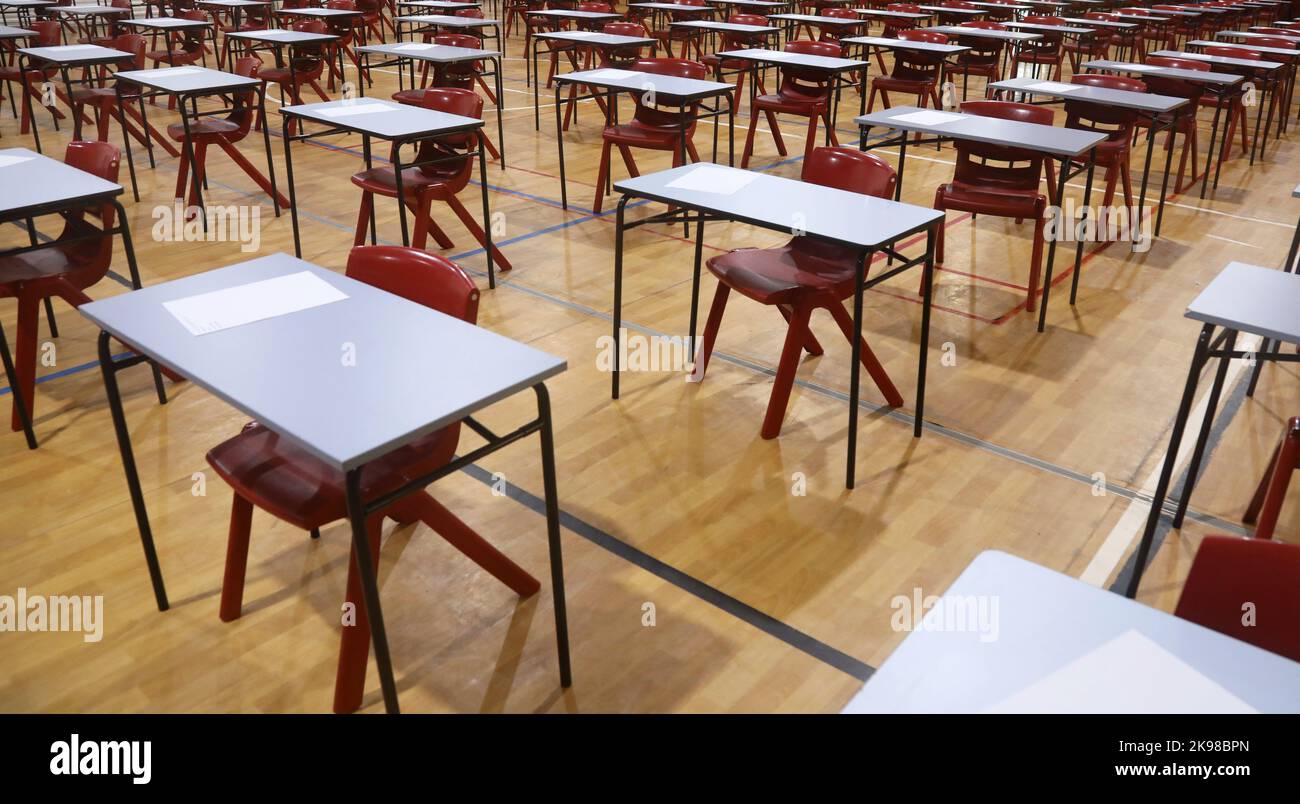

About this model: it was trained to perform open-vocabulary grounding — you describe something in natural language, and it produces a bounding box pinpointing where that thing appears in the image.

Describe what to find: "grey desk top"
[526,8,622,18]
[857,104,1108,157]
[1006,21,1095,34]
[396,13,499,25]
[1114,13,1178,23]
[1147,48,1284,70]
[670,19,777,32]
[704,0,789,6]
[1251,24,1300,33]
[1083,59,1245,85]
[19,44,133,65]
[991,76,1189,112]
[1190,38,1299,57]
[197,0,273,7]
[226,28,339,43]
[116,66,261,94]
[78,254,567,472]
[1021,0,1068,5]
[122,17,214,29]
[0,147,122,218]
[715,46,869,69]
[554,68,734,99]
[358,41,500,60]
[968,1,1031,9]
[615,163,944,249]
[1061,16,1137,29]
[841,551,1300,714]
[917,4,985,13]
[279,7,364,15]
[628,1,712,8]
[1293,184,1299,198]
[1187,261,1300,344]
[843,34,971,54]
[1222,29,1300,43]
[534,30,655,46]
[0,24,34,38]
[50,4,131,14]
[396,0,480,7]
[766,12,863,24]
[928,24,1041,40]
[852,7,932,19]
[280,97,483,138]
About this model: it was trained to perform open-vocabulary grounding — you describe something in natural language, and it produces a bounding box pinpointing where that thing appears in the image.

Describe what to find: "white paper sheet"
[891,110,965,126]
[133,66,205,78]
[317,102,399,118]
[0,154,34,170]
[586,68,640,79]
[1025,81,1081,92]
[163,271,348,336]
[43,45,100,53]
[393,42,437,50]
[561,31,601,38]
[665,165,758,195]
[983,630,1258,714]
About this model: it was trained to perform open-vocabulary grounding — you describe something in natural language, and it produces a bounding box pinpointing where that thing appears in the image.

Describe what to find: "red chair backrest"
[577,1,613,10]
[33,20,61,47]
[430,33,485,84]
[1250,36,1299,50]
[894,28,949,73]
[802,146,896,198]
[628,57,707,129]
[953,100,1053,192]
[343,245,480,476]
[719,13,768,48]
[1143,54,1209,101]
[600,22,651,65]
[1204,45,1262,60]
[111,33,147,70]
[223,56,261,140]
[779,39,841,97]
[1175,535,1300,663]
[60,141,122,288]
[822,7,857,18]
[410,87,482,192]
[1065,73,1146,137]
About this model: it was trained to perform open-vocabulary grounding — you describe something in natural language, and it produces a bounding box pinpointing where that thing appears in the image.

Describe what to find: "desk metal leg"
[612,195,628,400]
[392,141,410,246]
[1199,93,1224,200]
[282,116,302,258]
[1154,113,1177,237]
[258,86,281,217]
[478,141,496,289]
[494,56,505,169]
[534,382,572,689]
[847,250,870,490]
[97,330,169,612]
[1036,152,1073,333]
[115,83,139,201]
[1125,322,1215,599]
[915,226,936,439]
[555,82,567,210]
[0,322,37,450]
[343,468,399,714]
[1067,152,1096,306]
[1172,328,1238,529]
[689,211,704,363]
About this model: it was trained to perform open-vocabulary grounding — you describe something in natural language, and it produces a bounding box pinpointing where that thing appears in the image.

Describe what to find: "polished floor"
[1,13,1298,712]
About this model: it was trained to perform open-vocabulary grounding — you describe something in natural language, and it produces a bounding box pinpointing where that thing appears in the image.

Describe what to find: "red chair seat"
[206,422,453,531]
[351,163,463,200]
[0,228,103,286]
[258,67,307,83]
[391,88,424,105]
[166,118,242,141]
[935,181,1044,218]
[751,91,827,115]
[870,75,933,94]
[706,240,860,305]
[601,121,687,149]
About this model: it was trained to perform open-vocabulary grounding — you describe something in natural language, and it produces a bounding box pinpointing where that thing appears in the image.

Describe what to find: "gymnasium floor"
[1,17,1298,713]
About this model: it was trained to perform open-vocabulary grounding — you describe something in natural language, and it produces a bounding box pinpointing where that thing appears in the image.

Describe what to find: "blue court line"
[0,351,132,398]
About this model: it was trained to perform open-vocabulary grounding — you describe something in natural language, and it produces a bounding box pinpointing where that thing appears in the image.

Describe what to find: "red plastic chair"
[695,147,905,439]
[740,40,841,169]
[390,33,502,161]
[874,3,924,72]
[0,21,70,135]
[86,0,134,46]
[1011,15,1067,81]
[1119,9,1174,60]
[1066,13,1116,71]
[70,33,180,158]
[145,9,210,70]
[1134,55,1207,194]
[976,0,1018,23]
[1064,73,1146,211]
[592,57,706,213]
[0,142,122,432]
[653,0,710,59]
[258,19,332,135]
[559,21,652,130]
[700,13,771,106]
[1199,45,1275,162]
[174,57,289,211]
[947,22,1007,102]
[1244,417,1300,540]
[815,7,860,44]
[207,245,539,714]
[351,87,511,269]
[1175,535,1300,663]
[867,29,949,115]
[933,100,1053,312]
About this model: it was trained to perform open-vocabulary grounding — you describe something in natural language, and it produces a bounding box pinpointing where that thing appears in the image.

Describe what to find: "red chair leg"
[765,110,787,156]
[174,142,190,202]
[1026,214,1046,312]
[741,107,761,168]
[9,293,39,433]
[408,492,539,596]
[826,300,904,407]
[760,301,814,439]
[353,191,372,247]
[218,494,255,622]
[333,514,383,715]
[801,111,819,161]
[446,194,512,271]
[690,282,730,383]
[593,139,613,213]
[1254,420,1300,540]
[778,304,824,355]
[216,137,291,208]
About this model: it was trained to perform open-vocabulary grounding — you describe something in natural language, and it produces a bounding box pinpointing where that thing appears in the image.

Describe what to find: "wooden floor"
[2,17,1299,713]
